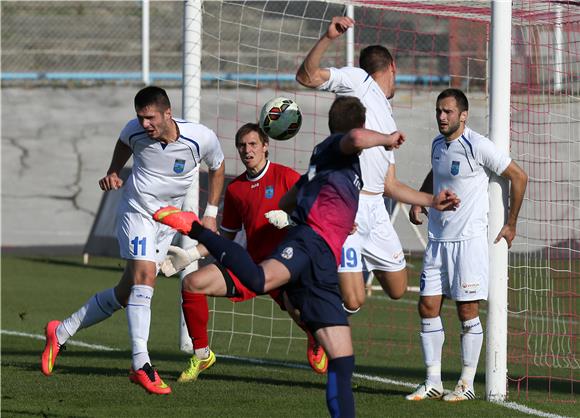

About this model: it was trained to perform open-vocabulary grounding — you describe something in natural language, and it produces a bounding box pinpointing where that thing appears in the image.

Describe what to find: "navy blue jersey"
[291,134,363,263]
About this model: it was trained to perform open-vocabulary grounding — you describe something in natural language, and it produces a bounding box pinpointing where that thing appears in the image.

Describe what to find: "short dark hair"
[235,122,269,158]
[134,86,171,111]
[437,88,469,113]
[359,45,394,75]
[328,96,366,134]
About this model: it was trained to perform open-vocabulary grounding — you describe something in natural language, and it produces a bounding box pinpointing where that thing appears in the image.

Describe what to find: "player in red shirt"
[162,123,328,382]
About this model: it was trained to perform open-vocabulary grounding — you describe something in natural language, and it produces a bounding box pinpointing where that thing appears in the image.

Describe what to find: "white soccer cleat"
[405,381,444,401]
[442,379,476,402]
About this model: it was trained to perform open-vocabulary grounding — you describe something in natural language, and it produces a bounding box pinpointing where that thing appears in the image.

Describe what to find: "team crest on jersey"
[451,160,460,176]
[281,247,294,260]
[265,185,274,199]
[173,159,186,173]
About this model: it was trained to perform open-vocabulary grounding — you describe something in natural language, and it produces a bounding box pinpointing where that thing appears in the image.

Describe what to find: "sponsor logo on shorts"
[451,160,460,176]
[281,247,293,260]
[420,272,426,291]
[265,185,274,199]
[173,159,186,173]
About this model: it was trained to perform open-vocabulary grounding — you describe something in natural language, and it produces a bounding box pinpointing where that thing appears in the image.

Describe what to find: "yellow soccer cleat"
[177,350,217,382]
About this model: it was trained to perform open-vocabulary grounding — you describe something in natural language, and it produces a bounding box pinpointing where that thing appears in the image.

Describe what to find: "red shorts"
[219,264,284,309]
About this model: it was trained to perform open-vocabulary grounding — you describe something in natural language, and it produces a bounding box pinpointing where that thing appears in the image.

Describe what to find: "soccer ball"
[259,97,302,141]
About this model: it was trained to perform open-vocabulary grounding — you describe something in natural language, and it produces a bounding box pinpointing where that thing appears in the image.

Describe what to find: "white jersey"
[119,118,224,216]
[318,66,397,193]
[428,126,511,241]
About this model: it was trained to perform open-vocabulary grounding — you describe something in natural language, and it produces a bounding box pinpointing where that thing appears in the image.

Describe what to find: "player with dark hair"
[41,86,225,395]
[160,123,329,380]
[406,88,527,401]
[296,16,461,315]
[154,96,412,417]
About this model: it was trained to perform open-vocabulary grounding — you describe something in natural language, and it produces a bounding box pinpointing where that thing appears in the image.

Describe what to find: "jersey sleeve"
[118,119,140,148]
[220,185,242,233]
[199,126,225,171]
[317,67,358,94]
[476,136,512,175]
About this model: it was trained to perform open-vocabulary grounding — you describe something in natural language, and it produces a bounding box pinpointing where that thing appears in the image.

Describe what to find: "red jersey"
[221,161,300,263]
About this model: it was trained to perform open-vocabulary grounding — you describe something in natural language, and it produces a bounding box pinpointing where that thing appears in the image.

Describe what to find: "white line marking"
[1,329,120,351]
[3,329,569,417]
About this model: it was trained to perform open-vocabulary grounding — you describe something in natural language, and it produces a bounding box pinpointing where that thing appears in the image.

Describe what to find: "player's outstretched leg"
[177,350,216,383]
[41,320,64,376]
[307,331,328,374]
[129,363,172,395]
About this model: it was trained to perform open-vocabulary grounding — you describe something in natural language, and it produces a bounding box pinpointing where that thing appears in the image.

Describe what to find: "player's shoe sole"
[129,363,172,395]
[405,381,444,401]
[306,332,328,374]
[442,380,476,402]
[177,350,216,382]
[41,320,63,376]
[153,206,200,235]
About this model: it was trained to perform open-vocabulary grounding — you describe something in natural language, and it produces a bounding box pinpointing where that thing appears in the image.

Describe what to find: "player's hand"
[494,223,516,249]
[384,131,406,151]
[160,245,203,277]
[409,204,428,225]
[431,190,460,212]
[98,172,123,191]
[202,215,218,232]
[326,16,354,40]
[265,210,295,229]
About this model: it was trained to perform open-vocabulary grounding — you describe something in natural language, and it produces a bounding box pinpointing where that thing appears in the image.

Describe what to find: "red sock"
[181,291,209,350]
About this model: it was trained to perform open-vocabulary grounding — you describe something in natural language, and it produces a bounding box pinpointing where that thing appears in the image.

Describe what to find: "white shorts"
[419,235,489,301]
[338,193,406,273]
[116,203,176,265]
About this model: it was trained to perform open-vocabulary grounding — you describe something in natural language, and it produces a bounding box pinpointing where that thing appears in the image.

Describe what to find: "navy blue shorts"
[269,224,348,330]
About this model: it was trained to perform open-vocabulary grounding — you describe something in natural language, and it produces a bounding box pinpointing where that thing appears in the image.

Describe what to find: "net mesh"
[2,0,577,403]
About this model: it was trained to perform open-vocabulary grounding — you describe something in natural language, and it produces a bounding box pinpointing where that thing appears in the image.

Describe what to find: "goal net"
[193,0,578,403]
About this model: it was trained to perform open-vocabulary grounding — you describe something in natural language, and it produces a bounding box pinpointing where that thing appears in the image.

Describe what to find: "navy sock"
[190,226,265,293]
[326,355,355,418]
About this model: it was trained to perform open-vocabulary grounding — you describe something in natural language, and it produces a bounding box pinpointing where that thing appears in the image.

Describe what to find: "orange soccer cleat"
[129,363,172,395]
[153,206,200,235]
[306,331,328,374]
[41,320,64,376]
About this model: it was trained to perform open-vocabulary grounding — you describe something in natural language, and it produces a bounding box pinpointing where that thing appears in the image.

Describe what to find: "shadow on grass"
[19,257,124,273]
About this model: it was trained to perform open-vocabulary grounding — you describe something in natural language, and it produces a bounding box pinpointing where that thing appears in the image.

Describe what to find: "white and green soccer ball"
[259,97,302,141]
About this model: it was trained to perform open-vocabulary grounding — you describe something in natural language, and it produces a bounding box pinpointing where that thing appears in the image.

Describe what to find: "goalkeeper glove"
[264,210,296,229]
[160,245,203,277]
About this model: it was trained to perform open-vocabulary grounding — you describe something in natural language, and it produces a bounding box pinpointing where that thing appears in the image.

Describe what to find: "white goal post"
[486,0,511,402]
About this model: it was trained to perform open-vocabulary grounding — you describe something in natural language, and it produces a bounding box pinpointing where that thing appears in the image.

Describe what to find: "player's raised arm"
[339,128,405,155]
[296,16,354,88]
[384,165,459,211]
[98,139,132,191]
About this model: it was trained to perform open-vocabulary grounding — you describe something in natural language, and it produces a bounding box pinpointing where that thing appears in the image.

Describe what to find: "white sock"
[195,346,210,360]
[460,316,483,388]
[127,285,154,370]
[420,316,444,386]
[58,288,122,345]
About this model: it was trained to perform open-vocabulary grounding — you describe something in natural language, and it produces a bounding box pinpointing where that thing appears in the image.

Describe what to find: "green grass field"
[2,255,576,417]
